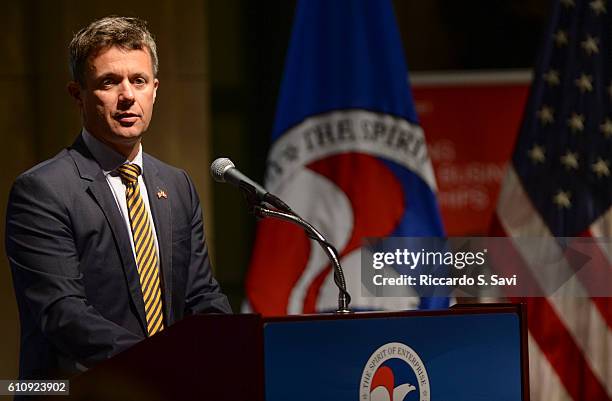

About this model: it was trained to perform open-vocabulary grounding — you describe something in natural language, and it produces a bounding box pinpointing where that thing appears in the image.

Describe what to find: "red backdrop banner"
[412,71,530,235]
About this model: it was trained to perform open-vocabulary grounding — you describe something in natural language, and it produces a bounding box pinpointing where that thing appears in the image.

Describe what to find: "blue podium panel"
[264,312,523,401]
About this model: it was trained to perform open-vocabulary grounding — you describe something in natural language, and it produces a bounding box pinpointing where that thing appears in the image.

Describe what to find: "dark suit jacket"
[6,136,231,380]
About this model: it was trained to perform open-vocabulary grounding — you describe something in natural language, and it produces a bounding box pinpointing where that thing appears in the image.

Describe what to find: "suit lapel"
[69,137,148,334]
[142,155,174,324]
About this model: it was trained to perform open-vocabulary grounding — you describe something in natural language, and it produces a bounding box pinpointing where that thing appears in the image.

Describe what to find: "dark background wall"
[0,0,549,380]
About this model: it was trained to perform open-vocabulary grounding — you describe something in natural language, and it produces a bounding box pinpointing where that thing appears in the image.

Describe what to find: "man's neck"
[81,128,143,171]
[89,133,140,161]
[121,143,141,162]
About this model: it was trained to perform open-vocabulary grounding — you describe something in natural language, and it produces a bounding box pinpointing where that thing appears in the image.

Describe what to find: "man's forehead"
[86,46,153,74]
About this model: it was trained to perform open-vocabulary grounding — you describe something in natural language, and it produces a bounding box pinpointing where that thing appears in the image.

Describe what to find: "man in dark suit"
[5,16,231,380]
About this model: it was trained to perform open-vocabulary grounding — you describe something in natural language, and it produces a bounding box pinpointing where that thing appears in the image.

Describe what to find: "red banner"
[412,71,530,235]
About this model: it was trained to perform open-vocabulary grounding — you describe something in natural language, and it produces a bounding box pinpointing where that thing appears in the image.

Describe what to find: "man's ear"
[67,81,83,107]
[153,78,159,102]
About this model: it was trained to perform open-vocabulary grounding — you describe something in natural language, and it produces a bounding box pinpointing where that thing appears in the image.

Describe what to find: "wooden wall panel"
[0,0,213,380]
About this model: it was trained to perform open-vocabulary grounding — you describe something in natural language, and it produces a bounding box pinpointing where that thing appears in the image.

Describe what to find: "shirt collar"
[81,128,144,175]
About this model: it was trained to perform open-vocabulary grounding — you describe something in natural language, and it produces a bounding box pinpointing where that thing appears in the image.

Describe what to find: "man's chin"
[112,126,145,141]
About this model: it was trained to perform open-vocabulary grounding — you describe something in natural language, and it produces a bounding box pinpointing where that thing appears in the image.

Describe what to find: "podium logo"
[360,342,430,401]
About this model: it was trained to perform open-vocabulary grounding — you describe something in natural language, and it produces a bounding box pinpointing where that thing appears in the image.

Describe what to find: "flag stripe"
[496,168,612,400]
[525,298,611,401]
[590,209,612,260]
[497,169,612,394]
[579,230,612,329]
[528,333,573,401]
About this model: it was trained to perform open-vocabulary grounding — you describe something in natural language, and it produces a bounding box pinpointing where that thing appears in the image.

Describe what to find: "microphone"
[210,158,293,212]
[211,157,268,202]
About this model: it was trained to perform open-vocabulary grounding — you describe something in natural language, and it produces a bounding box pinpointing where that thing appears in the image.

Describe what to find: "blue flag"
[246,0,447,314]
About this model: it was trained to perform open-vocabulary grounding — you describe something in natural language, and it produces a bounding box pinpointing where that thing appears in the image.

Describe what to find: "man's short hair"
[69,16,158,85]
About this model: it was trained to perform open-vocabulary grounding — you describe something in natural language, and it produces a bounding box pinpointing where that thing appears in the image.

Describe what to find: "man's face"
[69,46,159,155]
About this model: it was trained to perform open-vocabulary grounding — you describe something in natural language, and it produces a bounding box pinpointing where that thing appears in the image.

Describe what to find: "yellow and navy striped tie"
[117,163,164,336]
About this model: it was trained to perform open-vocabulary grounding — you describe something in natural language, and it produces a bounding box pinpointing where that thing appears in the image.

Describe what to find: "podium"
[66,304,529,401]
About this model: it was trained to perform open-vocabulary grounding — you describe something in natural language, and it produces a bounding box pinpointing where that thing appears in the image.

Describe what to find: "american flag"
[491,0,612,399]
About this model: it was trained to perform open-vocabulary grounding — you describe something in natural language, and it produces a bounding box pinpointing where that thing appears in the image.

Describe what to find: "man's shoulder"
[8,148,84,209]
[143,152,190,182]
[142,153,200,205]
[15,148,77,184]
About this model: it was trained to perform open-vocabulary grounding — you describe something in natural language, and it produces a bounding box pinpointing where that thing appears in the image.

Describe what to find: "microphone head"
[210,157,235,183]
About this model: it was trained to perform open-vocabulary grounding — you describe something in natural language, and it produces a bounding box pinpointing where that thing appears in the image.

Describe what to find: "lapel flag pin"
[156,189,167,199]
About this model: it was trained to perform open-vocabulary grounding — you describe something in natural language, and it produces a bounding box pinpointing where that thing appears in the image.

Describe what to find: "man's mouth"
[114,113,140,125]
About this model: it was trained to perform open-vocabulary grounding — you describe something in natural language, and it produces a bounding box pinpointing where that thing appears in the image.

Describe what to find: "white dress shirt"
[81,128,160,265]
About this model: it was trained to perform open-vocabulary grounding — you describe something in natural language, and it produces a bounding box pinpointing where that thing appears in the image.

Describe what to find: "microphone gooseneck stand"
[252,204,352,314]
[241,185,351,314]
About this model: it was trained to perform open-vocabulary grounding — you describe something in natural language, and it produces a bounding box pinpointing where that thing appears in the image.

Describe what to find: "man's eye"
[101,79,115,87]
[134,78,146,86]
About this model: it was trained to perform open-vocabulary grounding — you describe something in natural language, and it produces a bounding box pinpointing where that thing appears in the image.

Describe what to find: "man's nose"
[118,80,135,103]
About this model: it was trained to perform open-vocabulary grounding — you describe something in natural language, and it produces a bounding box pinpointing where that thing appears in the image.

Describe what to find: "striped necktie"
[117,163,164,336]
